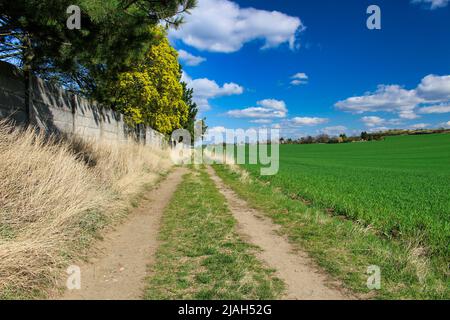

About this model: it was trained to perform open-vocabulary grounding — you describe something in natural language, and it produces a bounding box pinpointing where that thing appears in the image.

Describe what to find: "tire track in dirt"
[207,166,350,300]
[58,167,188,300]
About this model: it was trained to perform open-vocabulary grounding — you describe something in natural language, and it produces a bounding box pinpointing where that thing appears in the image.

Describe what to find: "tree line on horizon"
[280,128,450,145]
[0,0,205,137]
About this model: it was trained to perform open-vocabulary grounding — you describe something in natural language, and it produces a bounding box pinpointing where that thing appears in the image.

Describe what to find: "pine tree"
[0,0,197,101]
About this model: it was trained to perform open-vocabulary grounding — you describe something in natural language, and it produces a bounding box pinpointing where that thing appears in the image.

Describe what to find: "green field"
[242,134,450,259]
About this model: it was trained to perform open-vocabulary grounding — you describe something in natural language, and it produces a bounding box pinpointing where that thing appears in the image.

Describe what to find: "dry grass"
[0,121,171,298]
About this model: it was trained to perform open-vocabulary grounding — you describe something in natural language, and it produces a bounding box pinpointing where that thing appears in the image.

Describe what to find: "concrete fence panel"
[0,61,167,148]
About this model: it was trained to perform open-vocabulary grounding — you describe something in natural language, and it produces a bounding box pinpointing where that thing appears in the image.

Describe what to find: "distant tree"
[361,131,369,140]
[347,136,360,142]
[339,133,348,142]
[328,137,336,144]
[316,134,330,144]
[302,136,314,144]
[370,133,384,141]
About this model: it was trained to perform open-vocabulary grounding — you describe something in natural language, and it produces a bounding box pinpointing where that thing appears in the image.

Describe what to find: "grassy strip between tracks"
[145,167,284,300]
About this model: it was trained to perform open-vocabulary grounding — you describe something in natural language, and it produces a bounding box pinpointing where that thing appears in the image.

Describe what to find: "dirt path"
[59,167,188,300]
[207,166,350,300]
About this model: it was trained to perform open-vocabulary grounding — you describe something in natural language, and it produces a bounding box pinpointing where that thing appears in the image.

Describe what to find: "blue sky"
[171,0,450,138]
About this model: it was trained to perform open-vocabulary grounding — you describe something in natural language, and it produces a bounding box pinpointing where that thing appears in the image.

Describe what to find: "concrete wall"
[0,61,166,148]
[0,61,27,124]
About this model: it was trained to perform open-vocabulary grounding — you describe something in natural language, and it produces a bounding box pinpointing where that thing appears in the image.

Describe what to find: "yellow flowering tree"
[111,28,188,135]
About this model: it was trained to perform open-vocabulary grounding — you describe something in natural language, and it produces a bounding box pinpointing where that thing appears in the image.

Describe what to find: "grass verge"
[145,168,284,300]
[213,165,449,300]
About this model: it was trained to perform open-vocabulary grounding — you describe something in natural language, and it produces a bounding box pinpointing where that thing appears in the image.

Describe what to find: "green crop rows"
[241,134,450,261]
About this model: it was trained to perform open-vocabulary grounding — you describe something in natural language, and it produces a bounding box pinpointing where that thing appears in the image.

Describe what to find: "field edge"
[213,164,449,300]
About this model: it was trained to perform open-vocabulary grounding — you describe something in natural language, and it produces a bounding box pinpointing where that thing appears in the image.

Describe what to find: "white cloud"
[292,72,308,80]
[321,126,348,136]
[207,126,226,135]
[169,0,304,53]
[411,0,449,10]
[258,99,287,111]
[178,49,206,66]
[227,99,287,119]
[290,117,328,126]
[335,85,422,117]
[182,72,243,111]
[204,126,227,143]
[416,75,450,101]
[438,121,450,128]
[291,80,307,86]
[368,126,390,133]
[272,123,282,129]
[291,72,308,86]
[361,117,406,128]
[418,104,450,114]
[250,119,272,124]
[399,111,421,119]
[335,74,450,118]
[361,116,385,127]
[410,123,430,129]
[227,107,283,118]
[386,118,404,126]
